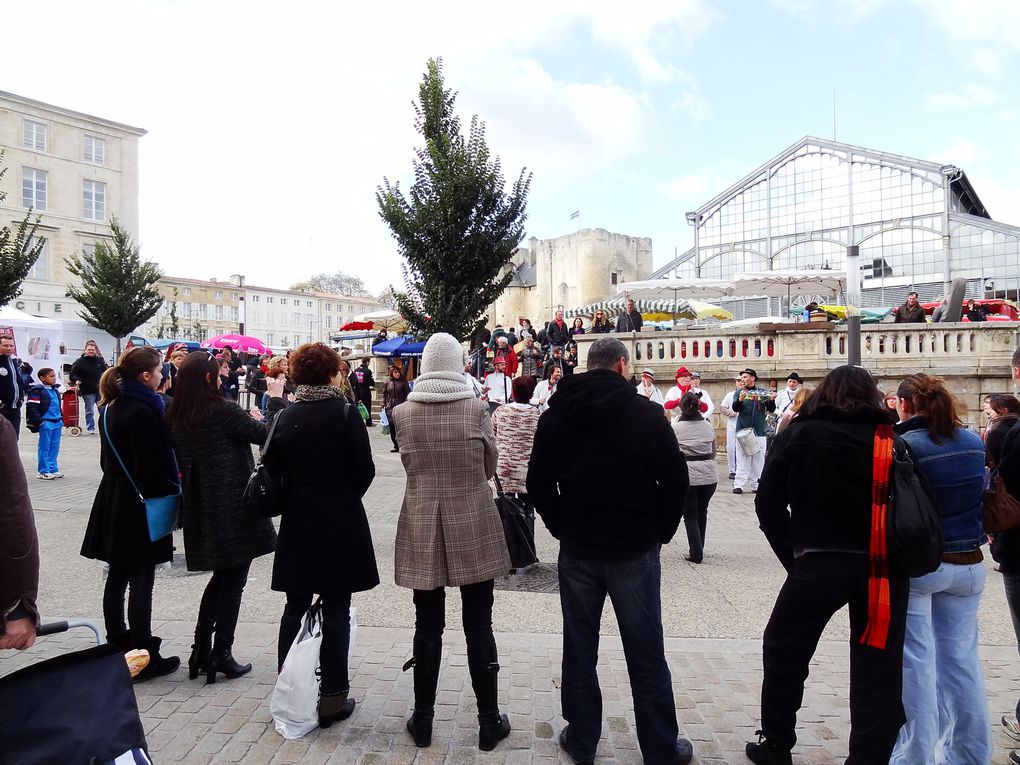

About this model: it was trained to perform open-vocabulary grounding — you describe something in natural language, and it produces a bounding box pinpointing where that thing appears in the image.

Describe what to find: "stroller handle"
[36,620,105,644]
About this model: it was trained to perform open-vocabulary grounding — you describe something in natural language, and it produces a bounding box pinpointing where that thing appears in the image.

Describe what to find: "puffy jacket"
[68,354,109,396]
[672,418,718,486]
[896,416,985,554]
[25,384,62,431]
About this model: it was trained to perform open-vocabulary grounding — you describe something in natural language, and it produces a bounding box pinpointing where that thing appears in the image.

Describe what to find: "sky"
[4,0,1020,295]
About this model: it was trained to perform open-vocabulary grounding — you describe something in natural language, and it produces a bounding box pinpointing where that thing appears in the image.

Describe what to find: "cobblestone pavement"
[4,427,1020,763]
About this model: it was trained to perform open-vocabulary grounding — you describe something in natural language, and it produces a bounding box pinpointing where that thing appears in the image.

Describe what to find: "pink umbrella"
[201,333,270,355]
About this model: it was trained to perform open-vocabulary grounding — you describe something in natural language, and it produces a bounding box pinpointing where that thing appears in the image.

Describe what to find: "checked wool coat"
[391,396,510,590]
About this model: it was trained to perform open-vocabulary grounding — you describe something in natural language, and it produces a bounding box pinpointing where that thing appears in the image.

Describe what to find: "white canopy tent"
[0,306,62,381]
[618,278,736,301]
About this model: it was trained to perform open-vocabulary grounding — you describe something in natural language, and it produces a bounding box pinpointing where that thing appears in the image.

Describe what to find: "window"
[280,298,288,305]
[266,332,275,345]
[26,238,47,280]
[325,303,331,311]
[306,300,313,308]
[327,315,334,329]
[83,135,105,164]
[215,305,223,320]
[230,292,238,300]
[215,290,222,299]
[293,312,302,324]
[230,306,238,322]
[266,296,274,304]
[182,287,192,296]
[22,169,47,211]
[182,302,192,318]
[23,120,46,151]
[251,294,259,302]
[349,305,355,314]
[611,272,618,285]
[83,180,106,220]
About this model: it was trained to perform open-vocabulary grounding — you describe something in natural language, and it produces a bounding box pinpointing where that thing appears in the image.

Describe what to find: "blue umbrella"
[372,337,409,356]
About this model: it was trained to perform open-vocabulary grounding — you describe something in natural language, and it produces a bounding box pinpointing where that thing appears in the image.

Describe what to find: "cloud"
[663,175,707,201]
[924,84,1001,112]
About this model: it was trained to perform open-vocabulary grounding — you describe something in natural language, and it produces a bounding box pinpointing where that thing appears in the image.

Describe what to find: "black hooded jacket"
[526,368,688,561]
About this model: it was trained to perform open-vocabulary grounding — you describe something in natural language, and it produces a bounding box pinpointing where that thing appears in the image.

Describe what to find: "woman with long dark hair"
[264,343,378,728]
[888,374,990,764]
[985,394,1020,465]
[81,346,181,680]
[383,364,410,453]
[166,352,276,684]
[671,391,717,563]
[749,365,908,764]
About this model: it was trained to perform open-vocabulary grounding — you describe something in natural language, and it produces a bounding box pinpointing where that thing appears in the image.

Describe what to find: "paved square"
[4,427,1020,763]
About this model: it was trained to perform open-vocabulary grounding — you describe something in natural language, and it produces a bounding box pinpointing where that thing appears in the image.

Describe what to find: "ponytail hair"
[98,346,162,406]
[895,373,961,444]
[678,391,704,421]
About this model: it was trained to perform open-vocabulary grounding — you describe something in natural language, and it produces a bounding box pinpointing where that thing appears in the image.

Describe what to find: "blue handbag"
[101,410,182,542]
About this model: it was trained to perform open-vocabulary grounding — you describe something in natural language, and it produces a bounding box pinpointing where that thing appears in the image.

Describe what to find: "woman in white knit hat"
[390,333,512,753]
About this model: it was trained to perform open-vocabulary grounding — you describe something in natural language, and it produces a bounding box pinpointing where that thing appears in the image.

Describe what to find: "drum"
[735,427,762,457]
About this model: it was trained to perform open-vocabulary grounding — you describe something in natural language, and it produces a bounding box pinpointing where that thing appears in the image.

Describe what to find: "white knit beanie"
[419,333,466,375]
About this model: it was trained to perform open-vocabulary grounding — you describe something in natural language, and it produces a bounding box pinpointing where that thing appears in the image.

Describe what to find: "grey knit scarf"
[295,384,346,402]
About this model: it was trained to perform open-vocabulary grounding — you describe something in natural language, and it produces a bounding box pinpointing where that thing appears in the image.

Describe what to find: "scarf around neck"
[295,384,346,402]
[407,371,476,403]
[122,379,165,415]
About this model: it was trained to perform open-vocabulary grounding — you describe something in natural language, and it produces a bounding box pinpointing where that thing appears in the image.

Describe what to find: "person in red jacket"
[493,336,518,377]
[663,367,707,417]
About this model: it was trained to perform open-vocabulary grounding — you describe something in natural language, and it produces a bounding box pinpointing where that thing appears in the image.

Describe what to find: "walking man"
[732,368,775,494]
[527,337,693,765]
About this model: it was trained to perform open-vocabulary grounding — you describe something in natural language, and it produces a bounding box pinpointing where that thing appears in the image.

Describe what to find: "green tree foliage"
[0,149,46,307]
[377,58,531,340]
[291,271,370,297]
[65,218,164,355]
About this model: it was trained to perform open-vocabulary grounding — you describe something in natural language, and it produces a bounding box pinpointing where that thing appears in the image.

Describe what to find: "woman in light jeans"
[889,373,991,765]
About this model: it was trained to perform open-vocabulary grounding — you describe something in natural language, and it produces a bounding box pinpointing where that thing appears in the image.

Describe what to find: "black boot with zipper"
[205,646,252,685]
[403,636,443,747]
[467,641,511,751]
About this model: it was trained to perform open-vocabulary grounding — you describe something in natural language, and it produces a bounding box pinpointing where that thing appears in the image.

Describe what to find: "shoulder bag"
[983,470,1020,532]
[883,430,944,577]
[493,475,538,569]
[102,411,181,542]
[243,413,285,518]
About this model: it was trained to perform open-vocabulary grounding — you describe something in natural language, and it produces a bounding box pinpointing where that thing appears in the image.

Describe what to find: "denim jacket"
[896,416,985,553]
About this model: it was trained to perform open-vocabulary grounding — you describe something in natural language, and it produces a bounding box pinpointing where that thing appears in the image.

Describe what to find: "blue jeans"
[558,545,681,764]
[890,562,991,765]
[1002,572,1020,719]
[37,422,61,474]
[82,392,98,431]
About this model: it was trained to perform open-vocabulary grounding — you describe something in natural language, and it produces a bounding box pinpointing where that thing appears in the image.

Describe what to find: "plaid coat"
[392,396,510,589]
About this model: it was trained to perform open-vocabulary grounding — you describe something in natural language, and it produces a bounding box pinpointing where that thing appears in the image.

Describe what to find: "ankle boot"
[318,689,355,728]
[188,629,213,680]
[133,637,181,682]
[402,636,443,747]
[468,642,511,751]
[205,647,252,685]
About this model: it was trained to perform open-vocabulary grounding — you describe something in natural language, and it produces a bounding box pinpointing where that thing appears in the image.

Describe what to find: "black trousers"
[1,405,21,438]
[388,414,399,450]
[103,563,156,645]
[412,580,495,649]
[196,561,251,649]
[760,552,908,763]
[682,483,716,561]
[279,592,352,694]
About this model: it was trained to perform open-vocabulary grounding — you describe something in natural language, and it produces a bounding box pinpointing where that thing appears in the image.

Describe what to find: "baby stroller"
[0,620,151,765]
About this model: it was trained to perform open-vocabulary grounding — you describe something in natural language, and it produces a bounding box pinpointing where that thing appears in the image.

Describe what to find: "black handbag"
[493,475,538,569]
[887,440,944,578]
[243,414,285,518]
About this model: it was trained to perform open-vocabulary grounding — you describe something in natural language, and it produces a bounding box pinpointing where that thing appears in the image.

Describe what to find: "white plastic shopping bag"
[378,408,389,427]
[271,599,358,739]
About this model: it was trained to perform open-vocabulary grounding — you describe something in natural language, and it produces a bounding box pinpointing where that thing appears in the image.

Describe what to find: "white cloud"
[932,138,980,165]
[924,84,1001,112]
[663,175,706,201]
[968,175,1020,227]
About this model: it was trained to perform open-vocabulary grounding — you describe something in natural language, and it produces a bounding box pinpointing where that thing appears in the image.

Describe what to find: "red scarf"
[861,424,894,649]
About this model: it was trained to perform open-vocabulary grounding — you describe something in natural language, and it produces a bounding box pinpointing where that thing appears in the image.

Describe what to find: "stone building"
[141,275,244,341]
[488,228,652,329]
[0,90,145,319]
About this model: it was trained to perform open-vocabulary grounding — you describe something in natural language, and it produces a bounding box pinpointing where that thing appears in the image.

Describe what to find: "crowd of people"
[7,320,1020,765]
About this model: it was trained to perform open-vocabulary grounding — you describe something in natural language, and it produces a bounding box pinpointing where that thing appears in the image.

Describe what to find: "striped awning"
[565,297,695,320]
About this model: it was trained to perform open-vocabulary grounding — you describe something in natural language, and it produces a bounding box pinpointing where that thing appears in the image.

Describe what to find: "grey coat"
[671,418,718,486]
[169,401,276,571]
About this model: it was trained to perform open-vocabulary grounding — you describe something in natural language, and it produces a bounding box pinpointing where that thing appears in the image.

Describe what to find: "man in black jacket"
[69,340,108,434]
[615,298,644,333]
[0,334,32,438]
[352,358,375,426]
[527,337,692,765]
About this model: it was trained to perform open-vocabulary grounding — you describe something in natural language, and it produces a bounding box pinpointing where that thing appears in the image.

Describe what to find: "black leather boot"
[133,637,181,682]
[402,636,443,747]
[318,689,355,728]
[205,647,252,685]
[105,630,131,653]
[468,641,511,751]
[188,628,213,680]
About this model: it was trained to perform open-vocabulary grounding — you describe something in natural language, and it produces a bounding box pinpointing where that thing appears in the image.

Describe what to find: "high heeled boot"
[205,645,252,685]
[467,641,511,751]
[188,627,213,680]
[402,636,443,747]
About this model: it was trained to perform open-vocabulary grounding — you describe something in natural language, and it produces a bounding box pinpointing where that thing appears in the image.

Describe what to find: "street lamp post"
[846,245,861,365]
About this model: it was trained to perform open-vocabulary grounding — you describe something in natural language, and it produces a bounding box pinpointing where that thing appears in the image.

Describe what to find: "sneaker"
[558,727,593,765]
[745,731,792,765]
[1003,714,1020,742]
[36,472,54,480]
[1010,751,1020,765]
[733,487,743,494]
[49,472,65,479]
[88,429,97,435]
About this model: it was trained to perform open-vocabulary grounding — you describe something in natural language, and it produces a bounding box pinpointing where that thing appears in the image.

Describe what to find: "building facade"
[243,286,380,352]
[315,292,382,340]
[140,275,244,341]
[489,228,653,329]
[0,90,145,319]
[652,136,1020,315]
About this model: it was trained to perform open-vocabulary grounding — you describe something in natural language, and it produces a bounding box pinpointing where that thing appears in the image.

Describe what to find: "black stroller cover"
[0,644,149,765]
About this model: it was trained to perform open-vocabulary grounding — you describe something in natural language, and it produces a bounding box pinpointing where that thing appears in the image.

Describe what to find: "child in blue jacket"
[26,368,64,479]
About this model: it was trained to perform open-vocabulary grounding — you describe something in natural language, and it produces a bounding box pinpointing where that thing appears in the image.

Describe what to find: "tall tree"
[65,218,164,356]
[377,58,531,340]
[291,271,370,297]
[375,286,398,310]
[0,149,46,307]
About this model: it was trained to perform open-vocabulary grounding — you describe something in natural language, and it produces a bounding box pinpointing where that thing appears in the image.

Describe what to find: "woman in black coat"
[80,346,181,681]
[264,342,379,729]
[382,364,411,453]
[167,352,276,684]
